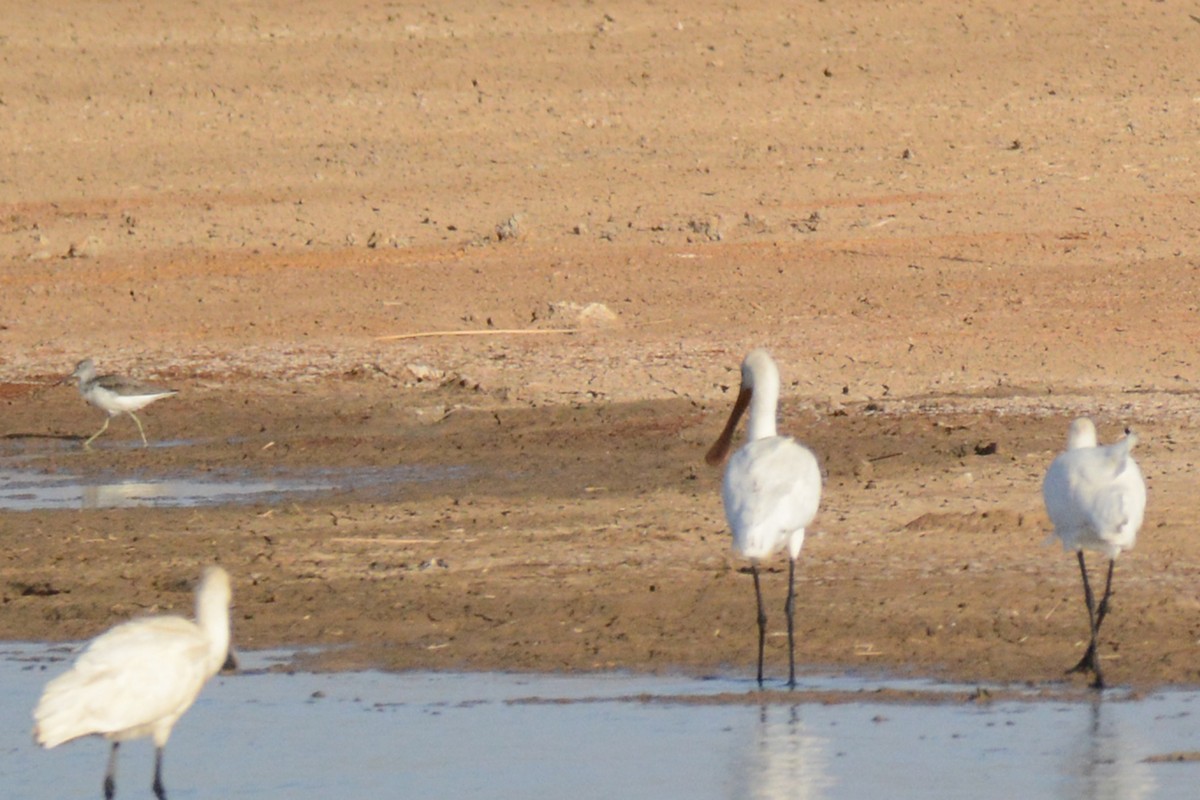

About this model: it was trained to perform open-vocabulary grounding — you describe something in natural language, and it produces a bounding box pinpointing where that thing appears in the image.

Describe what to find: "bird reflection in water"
[729,704,833,799]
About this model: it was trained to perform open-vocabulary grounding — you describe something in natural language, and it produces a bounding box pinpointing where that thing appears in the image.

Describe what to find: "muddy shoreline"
[4,382,1199,691]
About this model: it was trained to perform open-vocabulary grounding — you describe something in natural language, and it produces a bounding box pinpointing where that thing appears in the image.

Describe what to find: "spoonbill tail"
[69,358,178,449]
[1042,418,1145,689]
[33,566,234,799]
[706,349,822,688]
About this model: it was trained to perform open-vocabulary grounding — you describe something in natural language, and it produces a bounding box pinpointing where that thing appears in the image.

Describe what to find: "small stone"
[65,236,103,259]
[496,214,522,241]
[577,302,619,328]
[406,363,445,382]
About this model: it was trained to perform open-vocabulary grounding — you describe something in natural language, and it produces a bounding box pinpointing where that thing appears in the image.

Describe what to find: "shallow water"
[5,645,1200,799]
[0,464,466,510]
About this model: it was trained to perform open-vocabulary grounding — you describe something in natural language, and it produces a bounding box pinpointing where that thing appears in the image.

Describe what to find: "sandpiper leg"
[84,417,111,450]
[104,741,119,800]
[752,563,767,688]
[129,411,150,446]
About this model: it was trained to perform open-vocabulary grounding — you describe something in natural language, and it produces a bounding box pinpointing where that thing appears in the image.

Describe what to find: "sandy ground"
[3,0,1200,690]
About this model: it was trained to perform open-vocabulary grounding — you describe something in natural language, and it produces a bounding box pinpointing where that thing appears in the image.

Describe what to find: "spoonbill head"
[706,348,782,466]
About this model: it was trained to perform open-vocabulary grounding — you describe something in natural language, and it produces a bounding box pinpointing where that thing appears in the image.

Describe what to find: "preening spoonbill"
[706,349,822,688]
[33,566,234,799]
[1042,418,1145,689]
[69,358,178,449]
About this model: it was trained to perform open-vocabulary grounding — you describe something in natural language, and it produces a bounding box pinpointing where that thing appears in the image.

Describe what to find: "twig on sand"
[1042,597,1064,621]
[374,328,578,342]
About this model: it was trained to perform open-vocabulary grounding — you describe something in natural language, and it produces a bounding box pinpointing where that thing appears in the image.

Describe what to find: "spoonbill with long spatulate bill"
[706,349,822,689]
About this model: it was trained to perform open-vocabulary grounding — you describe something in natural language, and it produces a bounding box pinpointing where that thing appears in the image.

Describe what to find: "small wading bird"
[1042,418,1145,689]
[706,349,822,688]
[33,567,235,800]
[69,358,178,449]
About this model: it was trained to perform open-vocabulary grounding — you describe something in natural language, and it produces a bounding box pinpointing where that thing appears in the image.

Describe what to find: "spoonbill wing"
[723,436,821,560]
[35,617,210,748]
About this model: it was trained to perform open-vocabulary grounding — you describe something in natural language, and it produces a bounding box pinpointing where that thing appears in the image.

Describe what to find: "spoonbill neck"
[745,382,779,441]
[1066,418,1098,449]
[195,569,232,673]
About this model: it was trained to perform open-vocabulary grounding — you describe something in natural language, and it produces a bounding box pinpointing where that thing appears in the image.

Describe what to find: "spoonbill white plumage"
[33,566,234,799]
[1042,418,1145,689]
[706,349,822,688]
[69,358,178,449]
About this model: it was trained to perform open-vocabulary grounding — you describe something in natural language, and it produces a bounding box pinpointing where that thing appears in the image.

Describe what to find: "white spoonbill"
[69,358,178,449]
[33,566,234,799]
[706,349,822,688]
[1042,418,1145,689]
